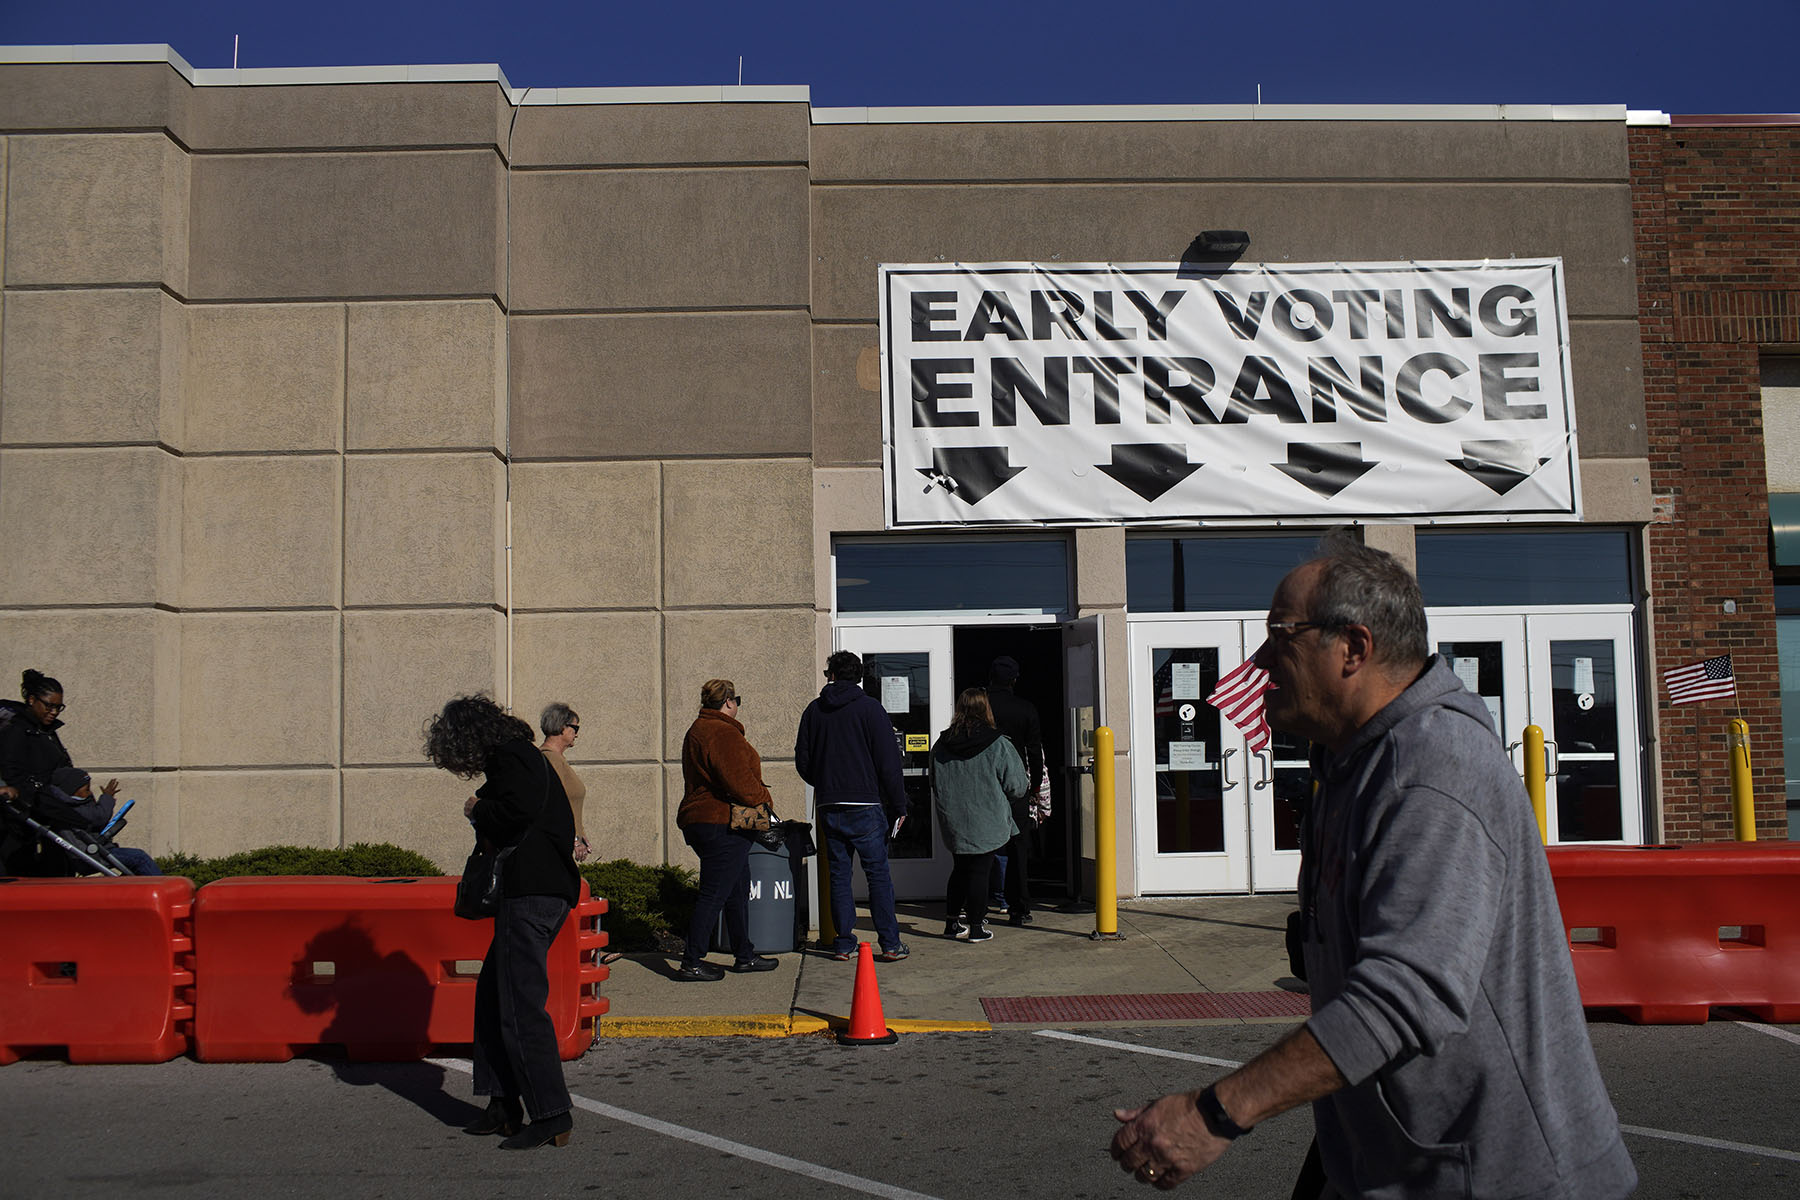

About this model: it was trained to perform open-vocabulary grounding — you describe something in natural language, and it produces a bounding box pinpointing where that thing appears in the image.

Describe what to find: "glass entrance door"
[1427,609,1644,843]
[832,626,953,898]
[1128,618,1305,893]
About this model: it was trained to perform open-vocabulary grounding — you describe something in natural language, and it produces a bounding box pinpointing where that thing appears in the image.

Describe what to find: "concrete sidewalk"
[595,894,1308,1037]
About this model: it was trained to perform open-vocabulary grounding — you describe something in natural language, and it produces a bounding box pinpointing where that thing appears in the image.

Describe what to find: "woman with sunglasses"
[538,702,621,966]
[673,679,779,981]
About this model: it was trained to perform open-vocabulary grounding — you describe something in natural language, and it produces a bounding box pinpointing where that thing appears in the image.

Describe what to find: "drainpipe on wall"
[501,87,531,712]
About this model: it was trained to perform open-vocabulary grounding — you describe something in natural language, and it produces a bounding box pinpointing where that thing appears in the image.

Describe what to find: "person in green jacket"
[930,687,1027,944]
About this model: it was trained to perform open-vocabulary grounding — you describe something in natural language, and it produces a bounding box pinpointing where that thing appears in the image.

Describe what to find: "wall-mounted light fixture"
[1178,229,1252,276]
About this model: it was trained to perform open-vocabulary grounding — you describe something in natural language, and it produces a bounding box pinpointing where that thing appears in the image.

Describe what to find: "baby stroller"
[0,788,148,877]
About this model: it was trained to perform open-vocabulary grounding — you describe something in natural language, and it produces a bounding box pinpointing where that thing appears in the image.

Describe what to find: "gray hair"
[539,702,579,737]
[1308,530,1430,672]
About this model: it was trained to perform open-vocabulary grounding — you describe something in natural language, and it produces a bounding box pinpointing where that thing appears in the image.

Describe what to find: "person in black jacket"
[986,656,1045,927]
[795,650,910,962]
[0,668,75,802]
[425,694,579,1152]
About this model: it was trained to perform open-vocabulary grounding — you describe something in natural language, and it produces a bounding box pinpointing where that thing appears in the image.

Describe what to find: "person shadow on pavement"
[290,919,480,1129]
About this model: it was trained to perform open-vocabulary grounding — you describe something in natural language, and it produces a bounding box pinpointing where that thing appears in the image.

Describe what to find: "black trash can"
[713,839,797,954]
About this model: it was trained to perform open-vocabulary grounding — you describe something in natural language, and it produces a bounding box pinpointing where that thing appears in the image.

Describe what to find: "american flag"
[1207,651,1273,753]
[1663,655,1736,706]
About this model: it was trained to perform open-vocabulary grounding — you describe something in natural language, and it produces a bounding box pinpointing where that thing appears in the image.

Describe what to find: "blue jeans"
[682,821,753,966]
[821,805,901,954]
[111,847,162,875]
[472,894,571,1121]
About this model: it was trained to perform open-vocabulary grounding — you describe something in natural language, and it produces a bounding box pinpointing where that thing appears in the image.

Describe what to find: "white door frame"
[1126,616,1269,893]
[1427,605,1645,844]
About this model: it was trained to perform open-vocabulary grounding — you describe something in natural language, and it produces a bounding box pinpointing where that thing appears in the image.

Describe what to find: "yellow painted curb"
[597,1014,796,1038]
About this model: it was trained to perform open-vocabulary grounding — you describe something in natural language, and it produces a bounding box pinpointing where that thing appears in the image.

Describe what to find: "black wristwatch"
[1195,1085,1253,1139]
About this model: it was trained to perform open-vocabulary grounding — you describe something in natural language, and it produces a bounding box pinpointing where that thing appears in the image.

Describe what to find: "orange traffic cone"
[838,942,899,1045]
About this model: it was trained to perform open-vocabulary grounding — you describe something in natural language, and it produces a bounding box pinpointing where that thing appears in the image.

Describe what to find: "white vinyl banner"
[880,260,1580,528]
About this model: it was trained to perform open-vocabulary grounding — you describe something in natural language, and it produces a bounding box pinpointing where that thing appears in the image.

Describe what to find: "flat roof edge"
[812,102,1632,125]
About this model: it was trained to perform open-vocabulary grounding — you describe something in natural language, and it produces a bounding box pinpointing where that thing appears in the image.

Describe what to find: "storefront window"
[835,538,1069,615]
[1411,528,1641,604]
[1416,529,1634,606]
[1126,534,1322,612]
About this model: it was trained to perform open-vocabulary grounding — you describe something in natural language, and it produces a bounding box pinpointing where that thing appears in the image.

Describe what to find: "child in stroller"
[0,766,160,877]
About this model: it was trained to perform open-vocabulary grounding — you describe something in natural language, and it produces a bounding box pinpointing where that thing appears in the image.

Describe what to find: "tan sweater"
[542,747,587,844]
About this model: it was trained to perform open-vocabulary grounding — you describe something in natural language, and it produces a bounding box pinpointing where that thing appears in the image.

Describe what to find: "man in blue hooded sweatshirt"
[795,650,910,962]
[1110,534,1635,1199]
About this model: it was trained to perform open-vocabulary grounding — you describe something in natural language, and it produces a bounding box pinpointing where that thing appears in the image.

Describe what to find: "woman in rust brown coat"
[673,678,780,981]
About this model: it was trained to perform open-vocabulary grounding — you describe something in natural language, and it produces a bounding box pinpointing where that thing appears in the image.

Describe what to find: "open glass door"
[834,625,953,898]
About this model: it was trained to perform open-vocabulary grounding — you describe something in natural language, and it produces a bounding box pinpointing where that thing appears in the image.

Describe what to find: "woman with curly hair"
[425,694,578,1151]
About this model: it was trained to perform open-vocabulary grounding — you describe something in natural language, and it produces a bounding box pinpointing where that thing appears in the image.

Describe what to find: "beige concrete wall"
[1,66,1652,895]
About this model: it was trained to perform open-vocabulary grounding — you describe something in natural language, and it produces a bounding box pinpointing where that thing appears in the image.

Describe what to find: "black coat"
[986,686,1044,796]
[469,737,579,905]
[0,699,73,800]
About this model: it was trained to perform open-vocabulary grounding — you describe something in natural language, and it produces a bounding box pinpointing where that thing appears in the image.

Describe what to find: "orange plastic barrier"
[1547,843,1800,1024]
[0,876,196,1064]
[192,877,608,1062]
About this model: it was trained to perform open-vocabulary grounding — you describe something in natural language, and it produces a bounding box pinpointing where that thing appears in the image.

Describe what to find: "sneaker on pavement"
[874,943,910,962]
[1009,912,1034,927]
[824,947,855,961]
[675,961,726,981]
[962,924,995,943]
[943,920,966,939]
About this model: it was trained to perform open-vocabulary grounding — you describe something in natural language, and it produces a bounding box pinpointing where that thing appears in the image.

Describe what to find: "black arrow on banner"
[917,446,1025,505]
[1449,440,1550,495]
[1097,443,1202,502]
[1273,442,1377,500]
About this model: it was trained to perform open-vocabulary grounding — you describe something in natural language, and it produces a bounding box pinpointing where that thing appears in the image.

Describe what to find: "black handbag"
[454,841,516,920]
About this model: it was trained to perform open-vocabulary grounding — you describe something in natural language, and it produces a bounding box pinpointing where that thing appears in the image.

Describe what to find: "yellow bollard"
[1523,724,1548,843]
[1729,719,1756,842]
[1093,726,1122,940]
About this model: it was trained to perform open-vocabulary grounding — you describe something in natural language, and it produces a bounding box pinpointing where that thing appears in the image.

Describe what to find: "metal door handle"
[1221,747,1238,789]
[1543,740,1559,778]
[1253,749,1272,790]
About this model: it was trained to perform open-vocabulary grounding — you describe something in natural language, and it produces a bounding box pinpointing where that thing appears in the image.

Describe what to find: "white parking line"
[1735,1021,1800,1048]
[427,1058,944,1200]
[1033,1029,1244,1069]
[1033,1034,1800,1165]
[1620,1125,1800,1164]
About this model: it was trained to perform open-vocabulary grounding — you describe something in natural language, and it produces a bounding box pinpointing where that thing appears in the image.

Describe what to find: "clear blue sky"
[6,0,1797,114]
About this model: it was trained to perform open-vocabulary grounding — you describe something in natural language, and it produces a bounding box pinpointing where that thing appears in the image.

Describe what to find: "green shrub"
[580,858,698,951]
[155,843,443,888]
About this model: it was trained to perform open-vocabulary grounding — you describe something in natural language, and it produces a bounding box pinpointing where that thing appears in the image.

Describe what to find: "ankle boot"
[499,1109,573,1150]
[464,1096,524,1136]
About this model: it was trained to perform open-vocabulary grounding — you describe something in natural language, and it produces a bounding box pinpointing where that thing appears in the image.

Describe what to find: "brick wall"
[1633,124,1799,841]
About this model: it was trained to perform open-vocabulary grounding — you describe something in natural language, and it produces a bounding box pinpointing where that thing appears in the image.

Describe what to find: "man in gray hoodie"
[1110,534,1635,1199]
